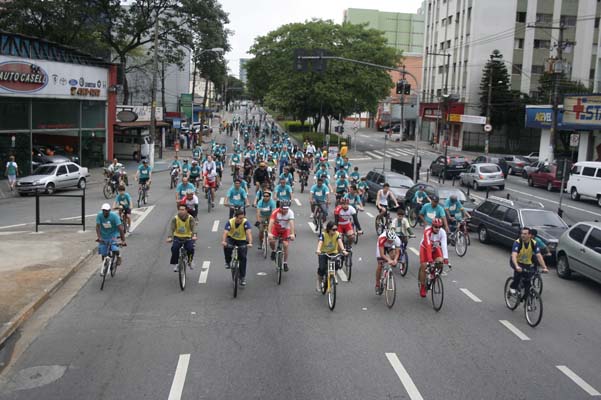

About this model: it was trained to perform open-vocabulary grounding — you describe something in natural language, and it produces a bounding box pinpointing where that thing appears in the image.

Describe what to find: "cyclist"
[315,221,348,292]
[274,176,293,205]
[170,155,182,185]
[334,152,344,172]
[310,177,330,220]
[411,185,429,214]
[334,173,349,203]
[345,185,363,210]
[112,185,132,232]
[375,229,401,294]
[509,227,548,296]
[253,161,270,193]
[167,204,197,272]
[189,160,202,188]
[297,155,311,184]
[192,144,202,162]
[230,151,242,175]
[135,159,152,194]
[221,208,253,286]
[203,166,218,208]
[181,159,191,179]
[341,157,352,174]
[279,145,291,174]
[255,190,276,250]
[444,194,470,233]
[96,203,126,275]
[175,176,196,203]
[530,229,551,260]
[357,177,368,205]
[268,199,295,272]
[225,178,249,218]
[418,218,448,298]
[376,183,399,218]
[179,189,199,218]
[419,195,449,231]
[107,158,126,186]
[334,197,362,242]
[349,166,361,185]
[279,166,294,187]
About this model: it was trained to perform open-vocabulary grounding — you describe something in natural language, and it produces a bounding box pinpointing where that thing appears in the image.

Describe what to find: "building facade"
[239,58,250,84]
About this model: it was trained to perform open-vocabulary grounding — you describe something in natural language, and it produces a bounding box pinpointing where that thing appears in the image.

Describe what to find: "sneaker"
[240,278,247,287]
[189,260,195,270]
[270,251,276,261]
[116,256,122,266]
[375,285,383,295]
[99,266,106,277]
[420,284,427,298]
[316,279,322,292]
[283,262,289,272]
[310,213,314,218]
[172,264,179,272]
[225,262,231,269]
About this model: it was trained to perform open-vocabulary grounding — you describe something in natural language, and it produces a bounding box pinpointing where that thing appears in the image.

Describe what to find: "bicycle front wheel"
[137,191,142,208]
[100,257,110,290]
[262,234,268,259]
[504,277,520,310]
[375,217,384,235]
[178,258,186,291]
[110,254,117,277]
[525,291,543,327]
[408,209,418,228]
[385,271,396,308]
[232,261,239,298]
[344,251,352,282]
[207,190,212,213]
[276,252,282,285]
[431,276,444,311]
[532,274,543,295]
[103,184,113,199]
[327,274,336,311]
[399,251,409,277]
[455,232,468,257]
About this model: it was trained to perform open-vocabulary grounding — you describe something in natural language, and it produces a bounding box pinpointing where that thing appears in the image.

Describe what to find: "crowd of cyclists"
[96,110,547,305]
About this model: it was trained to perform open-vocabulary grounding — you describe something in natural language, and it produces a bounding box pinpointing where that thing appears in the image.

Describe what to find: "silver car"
[16,162,89,195]
[503,155,529,175]
[460,163,505,191]
[556,222,601,284]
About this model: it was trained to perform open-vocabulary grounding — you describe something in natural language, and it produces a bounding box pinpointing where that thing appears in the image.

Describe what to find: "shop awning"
[114,121,171,130]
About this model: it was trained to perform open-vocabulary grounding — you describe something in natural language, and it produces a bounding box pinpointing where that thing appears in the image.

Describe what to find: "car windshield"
[387,176,413,188]
[449,157,467,164]
[480,165,500,173]
[522,210,567,228]
[438,189,467,202]
[33,165,57,175]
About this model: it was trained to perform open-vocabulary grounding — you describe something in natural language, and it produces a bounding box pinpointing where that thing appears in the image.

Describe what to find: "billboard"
[562,95,601,130]
[0,56,108,100]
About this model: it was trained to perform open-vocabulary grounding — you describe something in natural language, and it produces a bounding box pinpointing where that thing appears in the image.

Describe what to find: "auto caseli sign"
[0,61,48,93]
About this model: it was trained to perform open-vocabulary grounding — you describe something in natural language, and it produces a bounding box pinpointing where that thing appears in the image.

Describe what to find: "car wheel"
[546,181,553,192]
[18,192,27,197]
[556,254,571,279]
[77,178,86,190]
[45,183,55,194]
[478,226,489,244]
[499,185,505,191]
[570,187,580,201]
[473,181,479,191]
[528,177,534,187]
[597,195,601,208]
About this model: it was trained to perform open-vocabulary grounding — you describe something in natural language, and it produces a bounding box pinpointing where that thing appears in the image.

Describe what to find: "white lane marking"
[211,220,219,232]
[372,150,386,156]
[168,354,191,400]
[308,221,317,231]
[348,157,371,161]
[0,223,29,230]
[409,247,419,256]
[360,134,370,138]
[556,366,601,396]
[365,151,382,159]
[459,288,482,303]
[506,187,601,218]
[198,261,211,284]
[60,214,96,221]
[129,205,155,233]
[365,211,375,218]
[0,230,29,236]
[294,198,302,206]
[499,320,530,341]
[385,353,424,400]
[336,269,348,282]
[219,197,225,205]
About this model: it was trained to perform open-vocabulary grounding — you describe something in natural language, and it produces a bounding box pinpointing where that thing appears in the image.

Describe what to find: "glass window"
[57,165,67,175]
[67,164,79,173]
[570,165,581,175]
[0,132,31,177]
[32,100,79,130]
[0,98,29,131]
[81,130,105,168]
[582,167,596,177]
[569,224,590,244]
[477,201,496,215]
[491,205,509,220]
[584,228,601,254]
[596,169,601,178]
[82,101,105,129]
[504,209,518,224]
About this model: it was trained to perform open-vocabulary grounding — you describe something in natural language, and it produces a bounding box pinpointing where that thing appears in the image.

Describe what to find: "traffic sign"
[484,124,492,132]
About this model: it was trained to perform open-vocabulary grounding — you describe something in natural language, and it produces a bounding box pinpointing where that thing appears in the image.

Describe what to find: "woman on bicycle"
[255,191,276,250]
[444,194,470,233]
[166,205,197,272]
[315,221,348,292]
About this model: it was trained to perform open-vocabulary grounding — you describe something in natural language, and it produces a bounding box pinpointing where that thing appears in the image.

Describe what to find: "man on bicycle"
[181,159,191,179]
[179,189,199,218]
[175,176,196,203]
[334,173,349,202]
[376,183,399,217]
[412,185,429,214]
[334,197,362,242]
[167,204,197,272]
[310,177,330,220]
[225,179,249,218]
[444,194,470,233]
[418,218,448,298]
[509,227,548,295]
[315,221,348,292]
[170,155,182,184]
[222,208,253,286]
[107,158,126,186]
[375,229,401,294]
[135,159,152,193]
[253,161,270,193]
[96,203,126,275]
[255,190,276,250]
[113,185,132,232]
[268,200,295,272]
[419,195,449,231]
[274,176,293,205]
[203,166,218,208]
[189,160,202,188]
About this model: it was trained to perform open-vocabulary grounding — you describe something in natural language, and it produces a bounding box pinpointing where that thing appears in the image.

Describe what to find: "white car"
[16,162,89,195]
[460,163,505,190]
[568,161,601,206]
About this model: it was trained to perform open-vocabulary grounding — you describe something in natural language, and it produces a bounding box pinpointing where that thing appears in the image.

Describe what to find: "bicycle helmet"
[280,200,291,209]
[386,229,398,241]
[430,194,439,202]
[340,197,350,204]
[432,218,443,228]
[192,160,198,164]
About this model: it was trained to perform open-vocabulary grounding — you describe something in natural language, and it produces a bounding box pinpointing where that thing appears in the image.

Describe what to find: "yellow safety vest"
[227,218,248,241]
[321,231,340,255]
[174,215,193,238]
[515,239,535,265]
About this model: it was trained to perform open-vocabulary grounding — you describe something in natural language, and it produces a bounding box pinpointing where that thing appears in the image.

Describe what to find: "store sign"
[0,55,108,100]
[563,95,601,128]
[117,110,138,122]
[116,105,163,121]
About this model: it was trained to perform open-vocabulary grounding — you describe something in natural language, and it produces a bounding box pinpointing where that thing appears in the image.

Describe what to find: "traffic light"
[403,83,411,95]
[396,80,404,94]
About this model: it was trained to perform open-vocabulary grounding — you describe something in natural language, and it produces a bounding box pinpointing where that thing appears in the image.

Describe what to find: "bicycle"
[341,233,354,281]
[171,238,193,291]
[273,235,289,285]
[102,170,118,199]
[407,203,421,228]
[115,206,130,233]
[137,182,149,207]
[397,240,409,277]
[312,202,326,236]
[169,168,179,189]
[260,220,269,259]
[424,261,451,312]
[448,219,470,257]
[97,239,124,291]
[377,261,396,309]
[504,268,544,327]
[205,185,213,213]
[228,244,247,298]
[299,171,309,193]
[320,253,342,311]
[375,207,392,235]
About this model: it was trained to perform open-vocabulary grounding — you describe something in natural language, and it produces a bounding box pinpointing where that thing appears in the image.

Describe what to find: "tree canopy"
[479,50,513,128]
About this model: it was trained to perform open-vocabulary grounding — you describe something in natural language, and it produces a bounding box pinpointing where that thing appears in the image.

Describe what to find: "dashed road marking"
[365,211,375,218]
[365,151,382,159]
[198,261,211,284]
[211,220,219,232]
[337,269,348,282]
[294,198,302,206]
[499,320,530,341]
[556,365,601,396]
[385,353,424,400]
[60,214,96,220]
[168,354,190,400]
[0,223,30,230]
[308,221,317,232]
[460,288,482,303]
[506,187,601,218]
[219,197,225,205]
[409,247,419,256]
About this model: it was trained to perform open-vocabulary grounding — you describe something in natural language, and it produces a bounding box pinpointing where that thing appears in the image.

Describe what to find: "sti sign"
[563,95,601,129]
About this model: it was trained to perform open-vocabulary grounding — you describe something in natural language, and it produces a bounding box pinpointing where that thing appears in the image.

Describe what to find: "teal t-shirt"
[115,193,132,209]
[420,203,446,225]
[96,211,122,239]
[6,161,17,175]
[137,165,152,178]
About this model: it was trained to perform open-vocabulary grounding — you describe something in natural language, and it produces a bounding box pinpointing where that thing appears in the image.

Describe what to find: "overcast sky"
[218,0,424,78]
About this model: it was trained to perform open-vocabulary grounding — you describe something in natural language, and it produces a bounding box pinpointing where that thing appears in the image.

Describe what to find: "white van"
[114,133,151,160]
[567,161,601,207]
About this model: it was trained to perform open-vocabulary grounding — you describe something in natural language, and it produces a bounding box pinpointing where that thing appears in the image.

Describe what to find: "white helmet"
[386,229,397,241]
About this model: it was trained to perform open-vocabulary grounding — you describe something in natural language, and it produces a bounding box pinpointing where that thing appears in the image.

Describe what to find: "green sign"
[180,94,193,121]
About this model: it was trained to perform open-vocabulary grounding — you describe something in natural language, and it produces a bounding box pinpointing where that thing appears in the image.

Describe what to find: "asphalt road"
[1,110,601,399]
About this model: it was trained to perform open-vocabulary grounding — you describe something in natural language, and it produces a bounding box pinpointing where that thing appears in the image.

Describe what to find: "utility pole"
[149,9,160,165]
[400,64,406,140]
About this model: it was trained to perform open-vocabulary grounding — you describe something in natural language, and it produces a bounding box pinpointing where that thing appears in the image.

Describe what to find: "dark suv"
[365,169,414,204]
[429,155,470,179]
[469,196,568,264]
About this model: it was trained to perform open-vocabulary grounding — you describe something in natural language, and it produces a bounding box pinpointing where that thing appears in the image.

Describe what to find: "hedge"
[289,131,351,149]
[282,120,312,133]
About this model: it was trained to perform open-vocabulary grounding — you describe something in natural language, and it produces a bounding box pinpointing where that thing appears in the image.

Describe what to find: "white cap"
[101,203,111,211]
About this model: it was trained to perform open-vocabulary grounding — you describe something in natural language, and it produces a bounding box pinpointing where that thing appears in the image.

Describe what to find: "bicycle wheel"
[504,277,520,310]
[524,290,543,327]
[137,190,142,208]
[327,274,336,311]
[399,251,409,277]
[110,254,117,277]
[344,250,352,282]
[385,270,396,308]
[321,275,327,295]
[532,274,543,295]
[232,261,239,298]
[103,184,113,199]
[276,251,282,285]
[455,232,468,257]
[375,216,384,235]
[431,276,444,311]
[207,190,212,213]
[300,179,305,193]
[262,234,268,259]
[100,257,110,290]
[409,209,418,228]
[178,257,186,291]
[143,188,147,205]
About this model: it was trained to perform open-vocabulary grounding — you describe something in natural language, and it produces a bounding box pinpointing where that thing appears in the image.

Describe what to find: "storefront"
[0,32,117,176]
[419,102,465,147]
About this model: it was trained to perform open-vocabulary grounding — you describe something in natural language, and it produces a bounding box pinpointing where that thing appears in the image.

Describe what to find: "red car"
[528,163,569,191]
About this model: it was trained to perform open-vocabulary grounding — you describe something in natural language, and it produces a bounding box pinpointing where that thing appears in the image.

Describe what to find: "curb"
[0,247,96,349]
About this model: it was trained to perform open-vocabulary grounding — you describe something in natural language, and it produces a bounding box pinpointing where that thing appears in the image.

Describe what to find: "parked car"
[31,153,71,171]
[556,222,601,283]
[403,182,478,214]
[469,196,568,264]
[471,155,509,177]
[567,161,601,207]
[429,155,470,179]
[365,169,414,204]
[521,160,546,179]
[524,152,539,163]
[16,162,89,195]
[503,155,529,175]
[460,163,505,191]
[528,162,569,192]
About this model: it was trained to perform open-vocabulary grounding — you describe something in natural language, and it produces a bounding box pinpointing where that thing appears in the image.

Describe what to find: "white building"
[421,0,601,160]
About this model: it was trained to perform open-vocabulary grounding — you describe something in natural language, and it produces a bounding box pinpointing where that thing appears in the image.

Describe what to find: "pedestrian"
[4,155,19,191]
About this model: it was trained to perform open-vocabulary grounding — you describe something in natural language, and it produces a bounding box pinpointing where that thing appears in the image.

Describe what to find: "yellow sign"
[449,114,461,122]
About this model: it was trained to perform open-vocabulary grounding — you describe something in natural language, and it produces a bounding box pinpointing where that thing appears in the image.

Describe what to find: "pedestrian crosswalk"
[360,147,439,160]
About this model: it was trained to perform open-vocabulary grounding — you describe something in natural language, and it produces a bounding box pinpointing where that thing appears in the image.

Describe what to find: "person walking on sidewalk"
[4,155,19,191]
[96,203,126,276]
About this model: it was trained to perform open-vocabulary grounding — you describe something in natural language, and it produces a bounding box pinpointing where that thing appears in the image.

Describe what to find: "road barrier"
[35,189,86,232]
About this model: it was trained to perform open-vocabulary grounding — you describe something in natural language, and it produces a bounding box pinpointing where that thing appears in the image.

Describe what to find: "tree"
[224,75,245,107]
[479,50,513,128]
[246,20,399,134]
[535,71,591,104]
